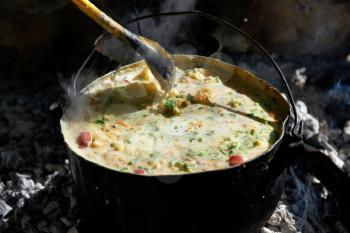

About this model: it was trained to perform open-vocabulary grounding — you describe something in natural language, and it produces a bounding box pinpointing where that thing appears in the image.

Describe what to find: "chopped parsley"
[95,116,108,125]
[164,99,176,110]
[206,130,215,136]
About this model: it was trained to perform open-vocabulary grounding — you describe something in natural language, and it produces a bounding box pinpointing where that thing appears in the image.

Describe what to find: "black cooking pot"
[64,11,302,233]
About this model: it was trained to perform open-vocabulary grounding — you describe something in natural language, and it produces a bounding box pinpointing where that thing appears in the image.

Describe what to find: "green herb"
[227,143,237,150]
[95,119,105,125]
[186,94,194,102]
[95,116,108,125]
[128,159,138,165]
[192,131,199,136]
[164,99,176,111]
[126,139,132,144]
[214,77,220,82]
[250,129,255,135]
[227,142,239,153]
[206,130,215,136]
[163,99,180,117]
[174,161,191,172]
[182,163,191,172]
[150,152,159,158]
[189,137,196,143]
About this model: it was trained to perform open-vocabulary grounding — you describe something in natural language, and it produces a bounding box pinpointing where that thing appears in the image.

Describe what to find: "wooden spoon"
[71,0,175,91]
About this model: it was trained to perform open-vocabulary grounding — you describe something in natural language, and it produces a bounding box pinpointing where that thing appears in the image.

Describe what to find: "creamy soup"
[61,56,288,175]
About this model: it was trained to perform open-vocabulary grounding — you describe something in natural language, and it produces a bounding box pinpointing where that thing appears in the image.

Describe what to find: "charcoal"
[1,148,24,170]
[339,147,350,175]
[67,227,78,233]
[0,122,9,146]
[295,101,320,139]
[0,182,5,194]
[37,220,49,232]
[16,198,25,209]
[0,200,12,218]
[43,201,59,216]
[292,67,307,88]
[263,203,299,233]
[60,216,73,227]
[343,121,350,143]
[17,174,35,191]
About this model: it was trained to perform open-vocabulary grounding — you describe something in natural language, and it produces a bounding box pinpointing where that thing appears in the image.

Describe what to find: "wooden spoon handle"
[71,0,125,38]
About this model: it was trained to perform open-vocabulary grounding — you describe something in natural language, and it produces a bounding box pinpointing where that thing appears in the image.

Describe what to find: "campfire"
[1,1,350,233]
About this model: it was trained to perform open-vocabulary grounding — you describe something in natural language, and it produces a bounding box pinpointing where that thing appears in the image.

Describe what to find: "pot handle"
[263,132,303,181]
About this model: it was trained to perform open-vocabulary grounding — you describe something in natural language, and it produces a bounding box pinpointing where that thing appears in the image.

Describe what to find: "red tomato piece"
[115,120,128,128]
[77,132,92,148]
[134,169,146,175]
[228,155,244,166]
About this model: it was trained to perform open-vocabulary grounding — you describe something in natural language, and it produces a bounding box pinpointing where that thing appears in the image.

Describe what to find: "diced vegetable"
[228,155,244,166]
[115,120,128,128]
[159,98,181,116]
[110,142,123,151]
[91,140,103,148]
[228,99,242,108]
[164,99,176,109]
[77,132,92,148]
[193,88,212,105]
[253,140,261,147]
[134,168,146,175]
[174,161,191,172]
[168,89,179,97]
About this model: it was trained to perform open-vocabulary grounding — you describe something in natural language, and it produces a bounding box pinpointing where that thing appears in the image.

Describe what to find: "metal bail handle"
[127,10,301,137]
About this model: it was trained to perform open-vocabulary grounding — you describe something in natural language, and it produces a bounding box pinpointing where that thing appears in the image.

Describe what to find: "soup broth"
[61,55,289,175]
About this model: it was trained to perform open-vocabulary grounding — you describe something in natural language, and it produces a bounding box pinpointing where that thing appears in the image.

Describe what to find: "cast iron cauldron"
[63,11,302,233]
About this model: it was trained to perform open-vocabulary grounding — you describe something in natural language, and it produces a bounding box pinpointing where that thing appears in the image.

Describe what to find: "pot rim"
[62,54,292,177]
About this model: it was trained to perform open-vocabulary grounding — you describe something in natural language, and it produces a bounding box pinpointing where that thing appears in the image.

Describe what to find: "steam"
[57,45,100,113]
[327,80,350,106]
[60,1,204,101]
[60,0,237,115]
